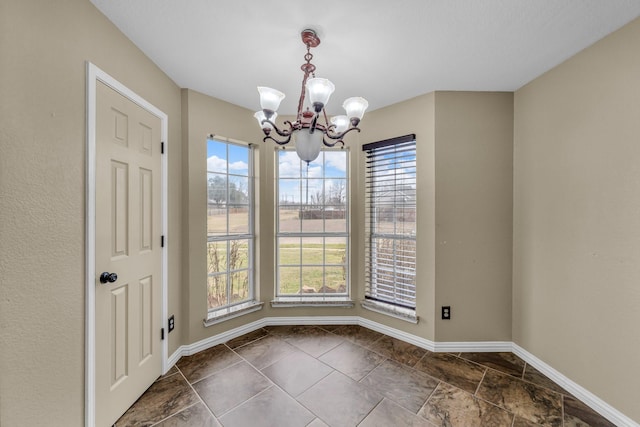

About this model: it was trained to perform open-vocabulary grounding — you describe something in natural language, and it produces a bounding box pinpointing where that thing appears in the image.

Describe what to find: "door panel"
[95,81,162,427]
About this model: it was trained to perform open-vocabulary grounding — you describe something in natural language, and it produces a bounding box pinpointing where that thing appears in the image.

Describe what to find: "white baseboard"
[512,344,638,427]
[165,317,637,426]
[435,341,513,353]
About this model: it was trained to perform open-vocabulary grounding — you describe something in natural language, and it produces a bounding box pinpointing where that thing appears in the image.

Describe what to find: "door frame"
[85,62,169,427]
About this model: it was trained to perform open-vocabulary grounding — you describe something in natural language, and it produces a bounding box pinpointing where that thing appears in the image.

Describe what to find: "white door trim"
[85,62,169,427]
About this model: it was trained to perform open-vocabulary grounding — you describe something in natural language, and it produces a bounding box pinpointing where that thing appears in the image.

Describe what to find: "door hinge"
[161,235,165,247]
[161,141,165,154]
[161,328,165,340]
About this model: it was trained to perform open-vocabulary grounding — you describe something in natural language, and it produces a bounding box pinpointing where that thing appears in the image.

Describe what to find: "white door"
[94,80,163,426]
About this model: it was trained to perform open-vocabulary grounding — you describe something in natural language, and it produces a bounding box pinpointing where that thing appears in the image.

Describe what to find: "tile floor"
[115,325,615,427]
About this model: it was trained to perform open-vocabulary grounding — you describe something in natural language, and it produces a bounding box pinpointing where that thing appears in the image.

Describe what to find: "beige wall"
[0,0,183,425]
[513,17,640,421]
[434,92,513,341]
[358,92,513,343]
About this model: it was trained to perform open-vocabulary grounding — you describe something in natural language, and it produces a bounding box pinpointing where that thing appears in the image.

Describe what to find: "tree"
[208,175,226,206]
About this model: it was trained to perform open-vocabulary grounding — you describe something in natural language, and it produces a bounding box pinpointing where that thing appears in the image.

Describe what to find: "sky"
[206,138,348,205]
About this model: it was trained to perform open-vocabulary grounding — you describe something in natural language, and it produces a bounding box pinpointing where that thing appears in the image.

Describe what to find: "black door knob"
[100,272,118,284]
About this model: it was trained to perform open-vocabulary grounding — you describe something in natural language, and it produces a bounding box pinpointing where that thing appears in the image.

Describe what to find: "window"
[275,149,349,300]
[363,134,417,320]
[206,137,257,320]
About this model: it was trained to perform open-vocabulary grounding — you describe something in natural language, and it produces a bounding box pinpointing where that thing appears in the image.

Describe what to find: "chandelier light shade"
[255,29,368,163]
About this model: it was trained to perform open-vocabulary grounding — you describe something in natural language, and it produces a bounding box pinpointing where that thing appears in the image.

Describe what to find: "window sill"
[361,300,418,324]
[203,301,264,327]
[271,296,354,308]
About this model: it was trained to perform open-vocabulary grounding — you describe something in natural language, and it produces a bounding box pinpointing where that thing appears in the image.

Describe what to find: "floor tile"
[318,340,385,381]
[360,359,439,413]
[297,371,383,427]
[219,386,315,427]
[160,365,180,379]
[513,417,543,426]
[225,328,269,349]
[262,350,333,396]
[476,369,563,427]
[176,344,242,383]
[414,352,486,394]
[458,352,525,377]
[116,373,199,427]
[360,398,435,427]
[316,324,344,332]
[564,396,616,427]
[281,326,344,357]
[418,382,514,427]
[522,364,570,396]
[235,334,296,369]
[265,324,321,338]
[331,324,384,347]
[306,418,330,427]
[154,402,220,427]
[365,335,428,367]
[193,361,271,416]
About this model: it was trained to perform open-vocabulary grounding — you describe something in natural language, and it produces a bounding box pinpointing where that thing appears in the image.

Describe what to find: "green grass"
[207,241,347,300]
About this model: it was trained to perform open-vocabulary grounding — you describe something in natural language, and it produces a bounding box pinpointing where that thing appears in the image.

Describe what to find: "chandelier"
[254,29,368,163]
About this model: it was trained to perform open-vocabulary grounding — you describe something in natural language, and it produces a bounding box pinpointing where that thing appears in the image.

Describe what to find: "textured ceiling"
[90,0,640,115]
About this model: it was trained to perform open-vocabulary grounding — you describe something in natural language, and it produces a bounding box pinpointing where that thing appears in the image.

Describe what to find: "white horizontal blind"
[363,135,417,309]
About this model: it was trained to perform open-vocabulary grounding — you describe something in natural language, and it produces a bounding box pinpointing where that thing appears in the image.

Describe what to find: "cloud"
[324,151,347,172]
[207,156,248,173]
[207,155,226,173]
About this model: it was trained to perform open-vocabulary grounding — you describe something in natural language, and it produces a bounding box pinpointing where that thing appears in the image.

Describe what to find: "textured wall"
[513,17,640,421]
[0,0,183,425]
[434,92,513,342]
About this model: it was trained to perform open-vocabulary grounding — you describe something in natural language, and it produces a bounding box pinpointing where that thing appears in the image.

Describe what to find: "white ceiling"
[90,0,640,116]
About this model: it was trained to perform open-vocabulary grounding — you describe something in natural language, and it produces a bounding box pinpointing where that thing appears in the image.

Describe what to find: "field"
[207,210,347,308]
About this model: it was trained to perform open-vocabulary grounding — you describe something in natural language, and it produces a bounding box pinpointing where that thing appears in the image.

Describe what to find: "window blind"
[363,134,417,310]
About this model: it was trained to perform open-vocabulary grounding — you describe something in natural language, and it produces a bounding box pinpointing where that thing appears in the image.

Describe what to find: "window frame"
[274,147,351,302]
[362,134,418,322]
[205,137,260,323]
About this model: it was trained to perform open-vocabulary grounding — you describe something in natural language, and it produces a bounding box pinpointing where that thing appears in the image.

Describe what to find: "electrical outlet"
[442,306,451,320]
[168,315,175,333]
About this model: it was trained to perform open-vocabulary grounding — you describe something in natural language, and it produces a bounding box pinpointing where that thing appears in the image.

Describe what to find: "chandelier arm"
[325,126,361,141]
[322,135,345,148]
[263,134,292,146]
[262,119,297,138]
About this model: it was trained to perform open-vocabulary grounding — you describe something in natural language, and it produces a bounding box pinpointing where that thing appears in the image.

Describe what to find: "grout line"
[148,402,201,427]
[177,368,219,424]
[474,368,488,396]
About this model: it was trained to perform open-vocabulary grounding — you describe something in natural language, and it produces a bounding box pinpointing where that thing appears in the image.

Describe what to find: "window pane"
[324,151,347,178]
[228,144,249,175]
[325,237,347,265]
[207,140,227,173]
[279,266,301,295]
[278,237,300,266]
[324,266,346,293]
[229,176,249,204]
[207,241,227,273]
[278,151,302,177]
[301,237,323,266]
[228,206,249,234]
[208,274,227,309]
[206,138,255,316]
[230,271,250,304]
[279,205,300,232]
[364,136,416,309]
[229,239,250,270]
[276,148,349,298]
[300,266,323,292]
